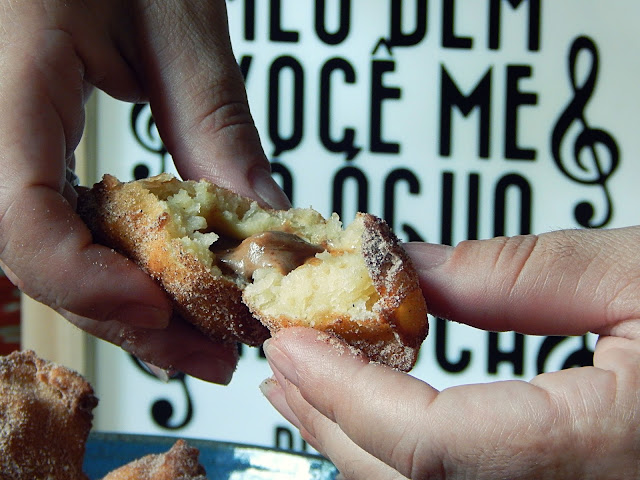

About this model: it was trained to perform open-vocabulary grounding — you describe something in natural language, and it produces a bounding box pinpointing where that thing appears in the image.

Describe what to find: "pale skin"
[0,1,638,477]
[0,0,290,383]
[262,230,640,479]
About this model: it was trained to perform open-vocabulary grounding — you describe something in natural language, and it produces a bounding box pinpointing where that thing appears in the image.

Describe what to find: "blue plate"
[84,432,338,479]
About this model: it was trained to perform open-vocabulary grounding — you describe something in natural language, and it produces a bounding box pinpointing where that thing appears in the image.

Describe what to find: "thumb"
[133,0,290,208]
[404,227,640,336]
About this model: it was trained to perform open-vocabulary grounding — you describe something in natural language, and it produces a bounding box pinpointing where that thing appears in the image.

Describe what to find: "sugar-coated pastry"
[0,350,98,480]
[78,174,428,371]
[101,440,207,480]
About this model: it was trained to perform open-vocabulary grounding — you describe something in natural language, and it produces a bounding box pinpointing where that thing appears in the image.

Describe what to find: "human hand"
[261,227,640,478]
[0,0,288,383]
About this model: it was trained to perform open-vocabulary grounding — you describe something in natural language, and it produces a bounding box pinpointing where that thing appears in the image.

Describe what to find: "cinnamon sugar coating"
[102,440,208,480]
[78,174,429,371]
[78,174,269,346]
[0,350,98,479]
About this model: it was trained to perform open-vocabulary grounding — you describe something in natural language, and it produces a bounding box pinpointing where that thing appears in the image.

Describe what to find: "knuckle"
[190,96,255,139]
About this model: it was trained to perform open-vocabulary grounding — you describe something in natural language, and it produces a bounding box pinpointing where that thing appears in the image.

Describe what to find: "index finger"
[404,227,640,336]
[133,0,290,209]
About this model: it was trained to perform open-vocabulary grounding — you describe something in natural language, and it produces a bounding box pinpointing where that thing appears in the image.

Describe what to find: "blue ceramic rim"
[84,431,338,479]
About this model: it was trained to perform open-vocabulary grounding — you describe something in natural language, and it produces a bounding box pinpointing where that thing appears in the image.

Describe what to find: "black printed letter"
[270,0,299,42]
[390,0,428,47]
[315,0,351,45]
[442,0,472,49]
[268,56,304,156]
[320,58,361,160]
[505,65,537,160]
[489,0,541,51]
[435,318,471,373]
[439,67,492,158]
[488,332,525,376]
[370,60,401,154]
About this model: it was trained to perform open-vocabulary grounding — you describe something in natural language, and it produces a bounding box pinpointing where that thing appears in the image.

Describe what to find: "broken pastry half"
[77,173,428,371]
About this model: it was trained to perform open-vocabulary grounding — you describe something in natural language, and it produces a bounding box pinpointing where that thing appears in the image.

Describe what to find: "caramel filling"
[214,231,324,281]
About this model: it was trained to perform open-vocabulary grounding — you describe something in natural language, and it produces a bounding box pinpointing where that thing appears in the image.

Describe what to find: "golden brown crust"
[360,213,429,369]
[102,440,208,480]
[0,350,98,480]
[78,175,269,346]
[254,214,428,371]
[78,174,428,370]
[0,350,208,478]
[362,214,429,344]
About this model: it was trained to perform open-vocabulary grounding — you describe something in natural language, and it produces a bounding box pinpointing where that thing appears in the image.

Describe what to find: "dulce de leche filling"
[214,231,324,281]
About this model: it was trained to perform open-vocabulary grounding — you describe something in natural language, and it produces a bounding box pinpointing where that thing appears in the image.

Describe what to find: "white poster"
[92,1,638,452]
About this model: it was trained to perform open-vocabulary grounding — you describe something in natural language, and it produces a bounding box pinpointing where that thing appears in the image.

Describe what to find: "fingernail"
[259,376,302,430]
[174,343,239,385]
[249,166,292,210]
[66,166,80,187]
[109,304,170,329]
[258,376,279,397]
[404,242,454,270]
[263,339,298,385]
[186,357,236,386]
[141,361,175,383]
[0,261,20,288]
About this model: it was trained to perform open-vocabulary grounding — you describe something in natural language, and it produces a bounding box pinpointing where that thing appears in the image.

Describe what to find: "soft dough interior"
[142,174,381,323]
[245,235,379,325]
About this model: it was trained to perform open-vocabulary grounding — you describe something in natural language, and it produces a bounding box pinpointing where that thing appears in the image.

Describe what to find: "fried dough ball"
[0,350,98,480]
[101,440,207,480]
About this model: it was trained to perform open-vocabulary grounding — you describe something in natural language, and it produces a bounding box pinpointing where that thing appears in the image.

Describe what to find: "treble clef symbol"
[551,36,619,228]
[130,104,169,179]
